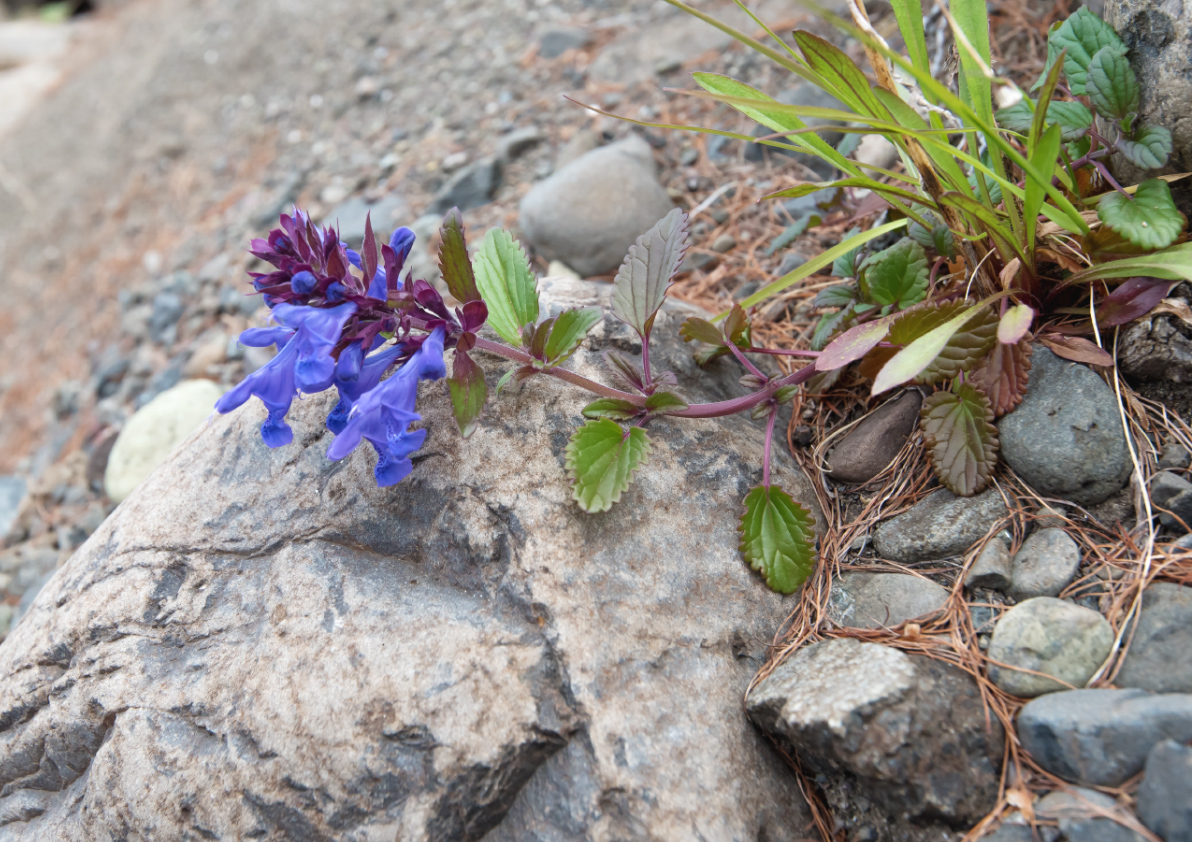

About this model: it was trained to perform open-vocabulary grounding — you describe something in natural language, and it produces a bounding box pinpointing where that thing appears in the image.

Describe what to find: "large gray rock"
[1017,688,1192,786]
[0,281,821,841]
[826,572,950,630]
[1008,528,1082,599]
[1137,739,1192,842]
[988,598,1113,698]
[873,488,1009,562]
[519,136,674,277]
[825,390,922,484]
[1116,583,1192,692]
[997,348,1131,506]
[1103,0,1192,184]
[747,638,1004,841]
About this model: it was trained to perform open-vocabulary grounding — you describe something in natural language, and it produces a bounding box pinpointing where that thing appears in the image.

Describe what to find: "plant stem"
[744,347,822,357]
[762,406,777,487]
[725,338,767,379]
[641,335,653,392]
[1092,159,1130,196]
[471,336,647,403]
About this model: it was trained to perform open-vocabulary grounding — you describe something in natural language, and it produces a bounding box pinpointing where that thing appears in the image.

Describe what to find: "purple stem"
[744,347,822,357]
[1092,159,1130,196]
[641,333,653,390]
[471,335,820,420]
[726,339,768,379]
[762,407,778,487]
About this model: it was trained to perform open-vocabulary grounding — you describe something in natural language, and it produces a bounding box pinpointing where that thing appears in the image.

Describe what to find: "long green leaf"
[763,177,938,211]
[793,31,888,118]
[873,296,1006,394]
[948,0,995,128]
[1025,124,1063,261]
[726,219,908,315]
[1064,242,1192,285]
[871,88,972,197]
[889,0,931,89]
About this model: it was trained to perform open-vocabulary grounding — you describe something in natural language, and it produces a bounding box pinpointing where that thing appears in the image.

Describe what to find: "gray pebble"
[1009,528,1081,599]
[988,597,1112,697]
[965,535,1013,592]
[1137,739,1192,842]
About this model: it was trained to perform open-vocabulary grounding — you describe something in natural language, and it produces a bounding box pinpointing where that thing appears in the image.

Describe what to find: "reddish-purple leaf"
[458,300,488,333]
[816,315,894,372]
[448,350,487,438]
[362,212,379,282]
[1097,277,1178,327]
[1039,334,1114,366]
[998,303,1034,344]
[438,208,483,304]
[921,382,999,496]
[973,339,1033,416]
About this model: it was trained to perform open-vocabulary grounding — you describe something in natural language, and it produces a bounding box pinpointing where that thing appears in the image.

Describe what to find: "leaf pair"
[680,303,753,364]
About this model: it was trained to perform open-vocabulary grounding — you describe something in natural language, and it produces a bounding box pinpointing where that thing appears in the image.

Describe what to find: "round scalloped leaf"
[565,420,651,513]
[859,238,929,308]
[1098,179,1186,250]
[1044,7,1126,95]
[738,485,817,594]
[921,383,999,496]
[1118,125,1173,171]
[1085,46,1139,121]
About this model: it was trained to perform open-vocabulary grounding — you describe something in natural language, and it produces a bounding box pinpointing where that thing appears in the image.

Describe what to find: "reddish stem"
[762,407,778,487]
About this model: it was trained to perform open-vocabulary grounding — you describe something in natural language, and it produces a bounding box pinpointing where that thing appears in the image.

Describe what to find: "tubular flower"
[216,302,356,446]
[326,327,446,486]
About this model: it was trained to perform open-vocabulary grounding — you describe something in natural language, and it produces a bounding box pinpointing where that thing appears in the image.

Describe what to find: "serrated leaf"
[1097,276,1178,326]
[811,308,849,351]
[611,208,689,338]
[1119,125,1173,170]
[473,228,539,346]
[528,317,554,361]
[582,398,642,421]
[1098,179,1186,250]
[972,339,1032,416]
[543,307,602,366]
[767,217,813,256]
[438,209,482,303]
[644,391,688,413]
[814,284,857,309]
[832,229,863,278]
[738,485,817,594]
[998,303,1034,344]
[679,317,725,346]
[1086,46,1139,121]
[1045,101,1094,141]
[817,314,895,372]
[875,302,998,393]
[859,238,929,309]
[995,99,1034,133]
[447,349,487,438]
[921,383,999,496]
[565,420,651,513]
[1044,7,1126,95]
[603,351,645,392]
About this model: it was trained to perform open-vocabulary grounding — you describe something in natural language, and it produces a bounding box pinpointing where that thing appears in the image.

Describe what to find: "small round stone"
[988,597,1113,697]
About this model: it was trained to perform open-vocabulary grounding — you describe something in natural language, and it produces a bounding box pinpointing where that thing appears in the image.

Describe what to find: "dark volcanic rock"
[873,488,1009,562]
[1116,583,1192,693]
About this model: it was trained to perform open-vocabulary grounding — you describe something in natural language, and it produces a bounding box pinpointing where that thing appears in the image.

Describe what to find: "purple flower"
[216,302,356,447]
[346,226,416,301]
[326,327,446,486]
[326,339,408,434]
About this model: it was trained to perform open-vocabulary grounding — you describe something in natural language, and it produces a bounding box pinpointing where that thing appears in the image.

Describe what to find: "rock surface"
[826,390,922,484]
[965,535,1012,591]
[1136,739,1192,842]
[1116,583,1192,693]
[1120,314,1192,386]
[873,488,1009,563]
[0,282,822,841]
[1017,688,1192,786]
[1008,528,1082,599]
[988,598,1112,697]
[1150,470,1192,530]
[0,477,24,543]
[747,638,1004,840]
[519,136,675,277]
[998,348,1131,506]
[1036,788,1146,842]
[827,572,950,630]
[102,378,224,504]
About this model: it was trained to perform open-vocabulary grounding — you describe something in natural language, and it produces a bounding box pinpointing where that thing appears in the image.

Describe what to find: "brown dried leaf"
[973,339,1033,417]
[921,383,999,496]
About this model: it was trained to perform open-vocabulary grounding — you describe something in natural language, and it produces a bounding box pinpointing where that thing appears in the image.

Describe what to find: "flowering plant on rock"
[219,207,819,593]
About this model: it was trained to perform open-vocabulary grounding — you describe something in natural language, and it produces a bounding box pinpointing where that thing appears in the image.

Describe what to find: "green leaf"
[966,153,1004,205]
[565,420,651,513]
[1045,101,1094,141]
[949,0,996,126]
[874,300,997,393]
[543,307,602,366]
[767,217,814,256]
[692,72,860,177]
[859,238,929,309]
[1026,123,1064,258]
[437,209,482,303]
[582,398,642,421]
[644,391,689,413]
[832,229,863,278]
[1119,125,1173,170]
[733,220,908,312]
[921,382,999,496]
[773,384,800,403]
[814,284,857,309]
[887,301,999,385]
[738,485,817,594]
[472,228,539,346]
[889,0,932,96]
[1085,46,1139,121]
[792,30,887,119]
[995,99,1034,133]
[611,208,689,339]
[1098,179,1186,250]
[679,317,726,346]
[495,368,517,397]
[1064,241,1192,284]
[447,350,487,438]
[810,308,849,352]
[1044,7,1126,95]
[764,178,938,214]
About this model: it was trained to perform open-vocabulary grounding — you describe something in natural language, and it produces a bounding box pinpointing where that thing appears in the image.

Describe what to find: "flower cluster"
[216,209,459,486]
